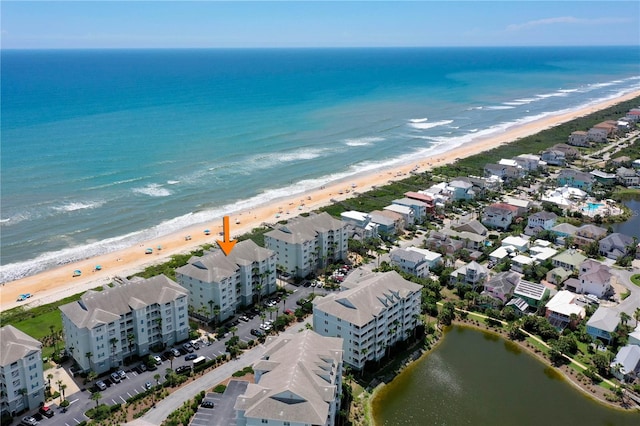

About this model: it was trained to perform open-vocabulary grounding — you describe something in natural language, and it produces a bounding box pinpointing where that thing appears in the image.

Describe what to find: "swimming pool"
[583,202,604,212]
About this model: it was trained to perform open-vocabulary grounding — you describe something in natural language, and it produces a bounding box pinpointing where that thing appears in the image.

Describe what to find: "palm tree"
[56,379,63,398]
[18,388,27,411]
[49,325,58,355]
[230,326,238,339]
[90,391,102,408]
[281,292,289,315]
[634,308,640,328]
[47,373,53,393]
[60,384,67,403]
[208,299,215,321]
[127,333,135,362]
[110,337,118,367]
[154,373,161,388]
[85,351,93,371]
[620,311,631,327]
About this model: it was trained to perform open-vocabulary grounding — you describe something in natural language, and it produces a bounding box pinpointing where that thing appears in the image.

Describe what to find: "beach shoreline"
[2,90,640,311]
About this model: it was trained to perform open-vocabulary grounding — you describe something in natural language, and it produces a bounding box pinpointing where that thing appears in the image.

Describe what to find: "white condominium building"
[0,326,45,417]
[235,330,343,426]
[176,239,277,322]
[313,271,421,370]
[60,275,189,374]
[265,212,348,278]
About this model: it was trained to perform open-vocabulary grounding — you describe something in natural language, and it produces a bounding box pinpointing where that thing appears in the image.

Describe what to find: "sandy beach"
[2,90,639,311]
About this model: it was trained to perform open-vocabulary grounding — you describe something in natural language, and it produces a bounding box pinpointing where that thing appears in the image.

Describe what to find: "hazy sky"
[2,1,639,49]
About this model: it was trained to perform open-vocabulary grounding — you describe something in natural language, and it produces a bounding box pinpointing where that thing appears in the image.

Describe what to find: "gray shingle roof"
[587,307,619,333]
[176,239,273,282]
[313,271,421,327]
[265,212,344,244]
[59,275,187,329]
[390,248,426,264]
[0,325,42,366]
[235,330,343,424]
[529,211,558,221]
[452,220,488,236]
[600,232,634,249]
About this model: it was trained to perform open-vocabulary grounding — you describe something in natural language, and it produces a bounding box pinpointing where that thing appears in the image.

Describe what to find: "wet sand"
[2,90,639,311]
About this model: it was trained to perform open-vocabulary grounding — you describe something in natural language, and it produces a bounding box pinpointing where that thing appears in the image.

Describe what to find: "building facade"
[0,326,45,417]
[60,275,189,374]
[265,212,348,278]
[313,271,421,370]
[235,330,343,426]
[176,240,277,322]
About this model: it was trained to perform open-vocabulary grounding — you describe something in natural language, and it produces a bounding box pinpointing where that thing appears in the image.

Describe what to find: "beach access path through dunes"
[2,90,640,312]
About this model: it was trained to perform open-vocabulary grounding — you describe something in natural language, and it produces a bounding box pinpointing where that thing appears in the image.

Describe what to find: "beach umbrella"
[145,248,153,254]
[73,270,82,277]
[95,265,102,271]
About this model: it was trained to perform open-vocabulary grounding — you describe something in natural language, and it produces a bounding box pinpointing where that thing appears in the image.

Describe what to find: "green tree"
[90,391,102,408]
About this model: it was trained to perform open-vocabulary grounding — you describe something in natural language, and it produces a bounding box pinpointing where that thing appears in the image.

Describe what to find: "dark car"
[200,400,214,408]
[175,365,192,375]
[250,328,265,337]
[185,353,198,361]
[39,406,54,418]
[135,363,147,373]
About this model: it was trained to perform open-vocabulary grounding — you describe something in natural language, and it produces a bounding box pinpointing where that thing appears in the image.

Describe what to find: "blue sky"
[2,1,639,49]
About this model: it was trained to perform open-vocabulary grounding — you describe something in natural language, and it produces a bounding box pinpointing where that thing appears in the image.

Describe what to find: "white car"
[153,355,162,365]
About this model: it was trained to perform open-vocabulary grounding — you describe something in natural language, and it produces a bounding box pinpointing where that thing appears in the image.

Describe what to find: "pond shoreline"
[366,321,639,426]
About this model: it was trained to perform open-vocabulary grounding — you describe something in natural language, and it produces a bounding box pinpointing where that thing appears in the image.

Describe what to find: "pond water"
[371,326,640,425]
[613,199,640,239]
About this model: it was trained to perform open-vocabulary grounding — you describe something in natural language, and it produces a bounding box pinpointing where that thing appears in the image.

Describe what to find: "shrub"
[213,384,227,393]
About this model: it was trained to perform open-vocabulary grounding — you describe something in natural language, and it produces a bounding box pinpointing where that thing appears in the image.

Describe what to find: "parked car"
[175,365,192,375]
[39,406,54,418]
[21,416,38,426]
[190,340,200,349]
[144,381,152,390]
[117,369,126,379]
[250,328,265,337]
[136,363,147,373]
[200,400,214,408]
[96,380,107,391]
[185,353,198,361]
[182,343,194,353]
[239,315,249,322]
[110,372,121,383]
[171,348,181,357]
[153,355,162,365]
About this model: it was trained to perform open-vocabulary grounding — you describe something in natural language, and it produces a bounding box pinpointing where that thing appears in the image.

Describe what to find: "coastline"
[2,89,640,311]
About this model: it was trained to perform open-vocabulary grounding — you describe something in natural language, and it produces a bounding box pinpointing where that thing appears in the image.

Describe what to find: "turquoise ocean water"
[1,47,639,282]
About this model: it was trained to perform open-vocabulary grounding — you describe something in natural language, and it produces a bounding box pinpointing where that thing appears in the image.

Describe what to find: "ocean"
[1,47,639,283]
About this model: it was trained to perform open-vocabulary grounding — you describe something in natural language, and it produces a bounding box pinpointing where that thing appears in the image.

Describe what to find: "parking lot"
[190,381,248,426]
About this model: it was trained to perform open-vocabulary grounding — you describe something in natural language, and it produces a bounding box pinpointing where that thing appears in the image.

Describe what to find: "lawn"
[13,309,63,360]
[631,274,640,287]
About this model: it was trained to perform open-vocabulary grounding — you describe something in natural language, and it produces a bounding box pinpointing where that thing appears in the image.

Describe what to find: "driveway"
[190,381,248,426]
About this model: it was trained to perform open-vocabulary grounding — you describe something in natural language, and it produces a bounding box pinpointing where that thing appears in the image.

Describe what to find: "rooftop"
[0,325,42,366]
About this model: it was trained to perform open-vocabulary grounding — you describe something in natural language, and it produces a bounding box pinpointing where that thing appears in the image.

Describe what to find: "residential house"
[541,186,587,210]
[483,271,520,304]
[586,306,619,344]
[441,228,487,251]
[340,210,379,240]
[552,250,587,272]
[384,204,415,227]
[529,241,558,262]
[599,232,634,260]
[234,330,343,426]
[481,203,519,231]
[525,211,558,236]
[610,345,640,383]
[60,275,189,374]
[503,197,531,216]
[446,180,475,200]
[484,163,525,181]
[616,167,640,187]
[510,255,535,274]
[587,127,609,143]
[557,169,593,191]
[368,211,399,239]
[370,210,405,237]
[550,223,579,244]
[546,266,572,286]
[501,236,530,253]
[390,247,442,279]
[393,197,429,220]
[449,261,489,289]
[424,231,464,254]
[541,149,566,166]
[545,290,585,329]
[567,130,590,147]
[633,159,640,169]
[590,170,617,186]
[550,144,580,160]
[573,224,607,248]
[514,154,544,171]
[404,192,435,214]
[625,109,640,123]
[265,212,348,278]
[512,280,550,309]
[312,271,421,370]
[452,220,488,236]
[629,325,640,346]
[0,326,45,417]
[611,156,632,167]
[576,259,612,298]
[593,120,619,139]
